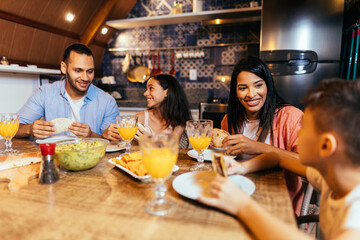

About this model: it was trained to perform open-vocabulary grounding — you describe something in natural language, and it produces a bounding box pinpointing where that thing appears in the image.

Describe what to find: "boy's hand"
[224,157,247,175]
[31,120,55,138]
[197,177,252,216]
[102,124,121,141]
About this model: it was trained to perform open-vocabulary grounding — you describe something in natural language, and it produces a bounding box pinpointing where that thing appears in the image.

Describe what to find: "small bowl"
[55,138,109,171]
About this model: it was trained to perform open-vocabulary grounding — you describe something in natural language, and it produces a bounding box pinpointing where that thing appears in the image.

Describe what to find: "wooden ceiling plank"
[0,9,79,39]
[0,9,108,48]
[80,0,119,46]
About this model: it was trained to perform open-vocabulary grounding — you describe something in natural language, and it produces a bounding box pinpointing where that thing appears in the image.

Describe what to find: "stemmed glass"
[116,115,138,153]
[139,134,178,216]
[0,113,20,154]
[186,119,213,171]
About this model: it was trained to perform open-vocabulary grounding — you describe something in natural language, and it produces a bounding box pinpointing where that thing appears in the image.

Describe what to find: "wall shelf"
[0,65,60,75]
[109,41,259,52]
[106,7,262,29]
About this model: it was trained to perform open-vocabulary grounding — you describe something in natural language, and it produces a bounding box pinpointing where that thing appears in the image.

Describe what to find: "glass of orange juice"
[116,115,138,153]
[139,134,178,216]
[0,113,19,155]
[186,119,213,171]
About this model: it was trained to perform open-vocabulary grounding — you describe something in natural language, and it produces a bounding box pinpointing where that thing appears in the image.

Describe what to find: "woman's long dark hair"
[227,56,288,142]
[152,74,192,128]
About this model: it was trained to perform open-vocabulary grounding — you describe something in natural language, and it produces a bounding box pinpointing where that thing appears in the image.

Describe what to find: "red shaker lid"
[39,143,56,155]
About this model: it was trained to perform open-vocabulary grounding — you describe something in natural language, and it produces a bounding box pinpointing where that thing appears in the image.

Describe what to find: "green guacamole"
[55,140,106,171]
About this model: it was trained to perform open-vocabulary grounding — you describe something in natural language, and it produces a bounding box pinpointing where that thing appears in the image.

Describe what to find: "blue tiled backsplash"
[102,0,261,102]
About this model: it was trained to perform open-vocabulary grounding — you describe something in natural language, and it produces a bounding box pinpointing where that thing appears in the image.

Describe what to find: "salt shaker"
[39,143,60,184]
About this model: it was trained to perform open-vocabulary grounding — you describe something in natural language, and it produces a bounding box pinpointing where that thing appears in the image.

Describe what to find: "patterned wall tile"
[102,0,261,101]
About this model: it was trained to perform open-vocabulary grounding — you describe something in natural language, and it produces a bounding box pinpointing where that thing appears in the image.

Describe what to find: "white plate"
[106,142,126,152]
[172,171,255,200]
[27,64,37,68]
[35,135,78,144]
[108,155,179,181]
[187,149,235,161]
[211,146,226,151]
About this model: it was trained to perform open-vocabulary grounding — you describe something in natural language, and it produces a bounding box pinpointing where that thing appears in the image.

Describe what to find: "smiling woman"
[235,71,268,120]
[220,56,304,217]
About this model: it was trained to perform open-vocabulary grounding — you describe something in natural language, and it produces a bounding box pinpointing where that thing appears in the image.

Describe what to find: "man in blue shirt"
[15,43,119,139]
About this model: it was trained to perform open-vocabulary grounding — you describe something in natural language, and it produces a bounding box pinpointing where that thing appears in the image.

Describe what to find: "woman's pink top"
[221,106,304,216]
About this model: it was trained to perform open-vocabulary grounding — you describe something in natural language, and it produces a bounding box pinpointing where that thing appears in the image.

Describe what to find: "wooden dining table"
[0,138,296,240]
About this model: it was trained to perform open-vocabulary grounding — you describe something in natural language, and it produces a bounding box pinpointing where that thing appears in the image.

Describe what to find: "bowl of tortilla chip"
[55,138,109,171]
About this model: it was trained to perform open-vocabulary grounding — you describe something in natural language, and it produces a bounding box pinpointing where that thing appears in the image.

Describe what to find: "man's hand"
[31,120,56,139]
[68,122,92,138]
[102,124,121,141]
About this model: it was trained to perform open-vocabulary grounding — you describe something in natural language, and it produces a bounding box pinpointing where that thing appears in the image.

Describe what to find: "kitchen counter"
[116,100,200,110]
[0,138,296,239]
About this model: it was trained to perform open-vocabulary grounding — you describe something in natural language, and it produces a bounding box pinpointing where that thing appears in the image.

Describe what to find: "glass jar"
[1,56,9,65]
[193,0,204,12]
[173,1,183,14]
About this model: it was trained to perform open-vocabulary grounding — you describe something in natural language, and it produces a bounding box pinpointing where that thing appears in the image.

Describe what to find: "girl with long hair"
[221,56,304,216]
[135,74,192,147]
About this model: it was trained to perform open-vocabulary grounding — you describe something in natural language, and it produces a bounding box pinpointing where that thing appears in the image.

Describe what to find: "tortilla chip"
[112,151,148,176]
[51,118,73,134]
[122,151,142,162]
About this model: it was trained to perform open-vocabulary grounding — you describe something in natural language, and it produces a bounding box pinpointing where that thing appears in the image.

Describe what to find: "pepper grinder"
[39,143,60,184]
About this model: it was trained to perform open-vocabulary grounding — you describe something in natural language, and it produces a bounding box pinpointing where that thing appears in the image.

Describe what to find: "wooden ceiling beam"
[0,9,107,48]
[80,0,119,46]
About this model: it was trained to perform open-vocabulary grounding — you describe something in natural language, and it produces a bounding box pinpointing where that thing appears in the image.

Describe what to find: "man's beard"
[66,71,90,93]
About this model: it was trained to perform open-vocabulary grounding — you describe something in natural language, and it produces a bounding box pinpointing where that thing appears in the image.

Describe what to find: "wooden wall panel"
[44,35,73,65]
[9,24,35,61]
[0,19,16,57]
[28,29,52,64]
[89,44,107,74]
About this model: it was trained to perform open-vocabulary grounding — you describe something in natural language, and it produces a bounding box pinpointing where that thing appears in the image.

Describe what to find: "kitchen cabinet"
[0,65,60,113]
[119,107,199,120]
[106,7,261,29]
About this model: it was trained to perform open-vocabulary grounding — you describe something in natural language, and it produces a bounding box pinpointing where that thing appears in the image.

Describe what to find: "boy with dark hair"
[199,78,360,239]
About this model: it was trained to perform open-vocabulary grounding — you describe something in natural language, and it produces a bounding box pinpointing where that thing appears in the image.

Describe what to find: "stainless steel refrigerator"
[260,0,344,109]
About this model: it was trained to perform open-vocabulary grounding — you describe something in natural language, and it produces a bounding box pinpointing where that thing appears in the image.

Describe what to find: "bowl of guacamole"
[55,138,109,171]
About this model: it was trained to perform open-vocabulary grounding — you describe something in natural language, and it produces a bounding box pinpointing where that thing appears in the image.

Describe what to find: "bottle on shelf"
[1,56,9,65]
[173,1,183,14]
[193,0,204,12]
